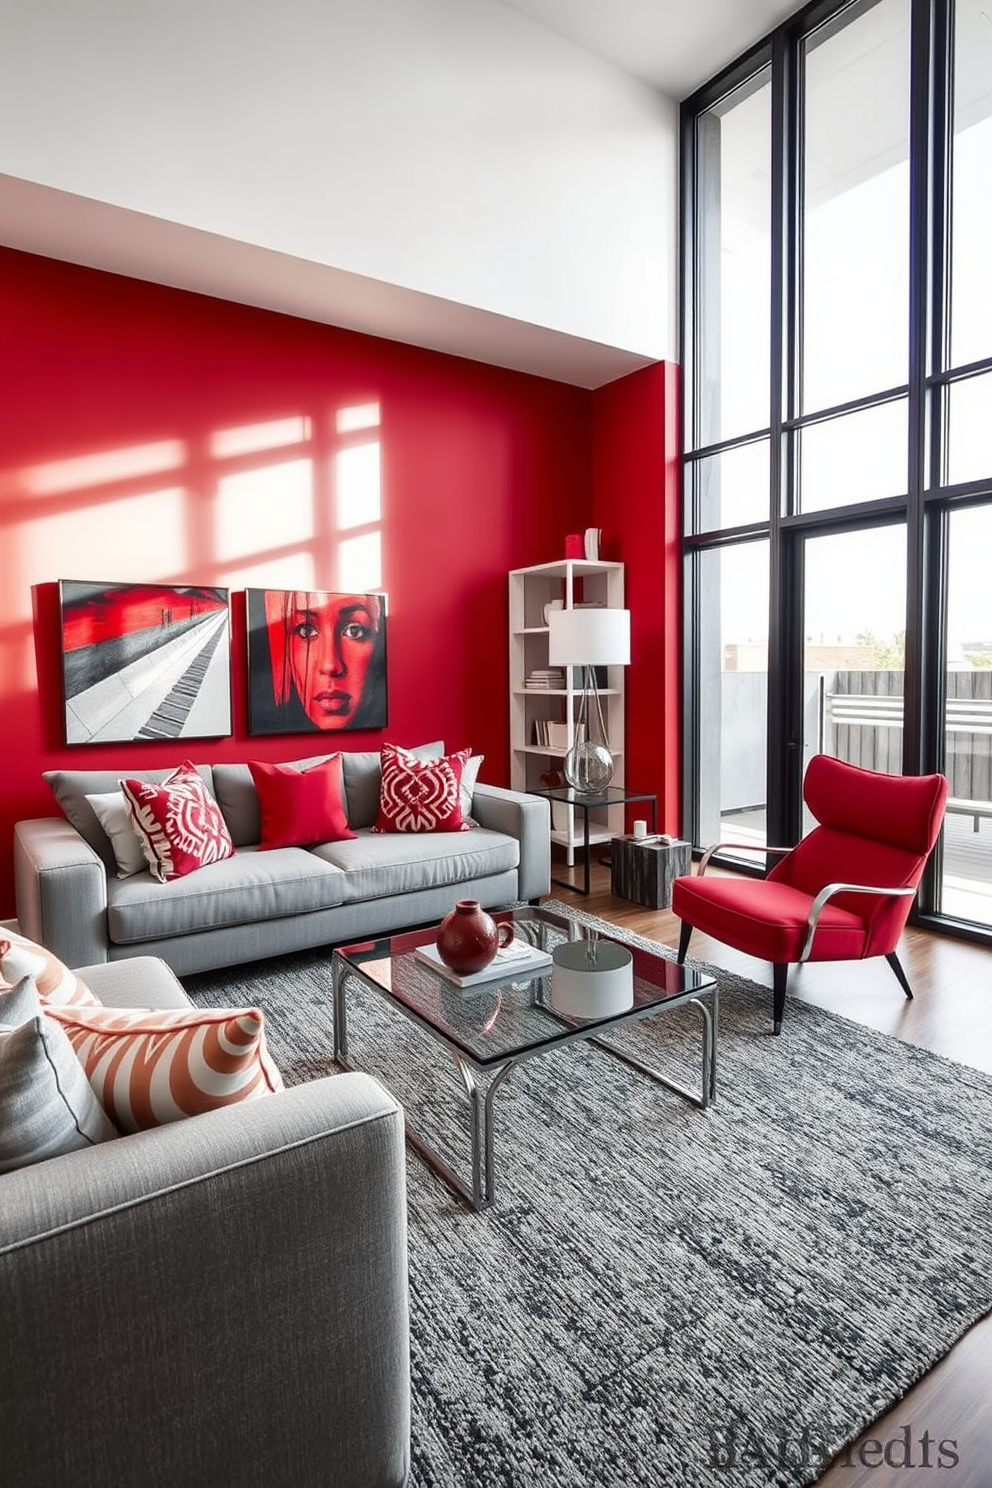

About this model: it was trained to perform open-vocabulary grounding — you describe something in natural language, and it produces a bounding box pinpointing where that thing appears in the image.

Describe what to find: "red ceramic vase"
[436,900,513,975]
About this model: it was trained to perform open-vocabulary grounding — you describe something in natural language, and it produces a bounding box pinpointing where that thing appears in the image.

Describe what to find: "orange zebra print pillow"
[46,1004,284,1133]
[0,929,100,1007]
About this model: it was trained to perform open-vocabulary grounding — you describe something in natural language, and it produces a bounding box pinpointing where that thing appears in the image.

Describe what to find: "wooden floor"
[543,857,992,1487]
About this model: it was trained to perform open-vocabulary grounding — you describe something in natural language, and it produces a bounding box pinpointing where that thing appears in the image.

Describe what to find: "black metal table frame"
[534,787,658,895]
[332,949,717,1213]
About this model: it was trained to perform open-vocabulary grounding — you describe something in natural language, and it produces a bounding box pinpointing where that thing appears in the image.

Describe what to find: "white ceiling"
[0,0,807,386]
[496,0,805,98]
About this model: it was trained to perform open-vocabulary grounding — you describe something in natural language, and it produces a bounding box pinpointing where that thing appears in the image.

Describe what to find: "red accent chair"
[672,754,949,1034]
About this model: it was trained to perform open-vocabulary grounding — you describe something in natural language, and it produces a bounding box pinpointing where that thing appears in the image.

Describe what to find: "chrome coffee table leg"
[398,1053,518,1212]
[482,1062,518,1208]
[332,954,348,1061]
[589,991,718,1110]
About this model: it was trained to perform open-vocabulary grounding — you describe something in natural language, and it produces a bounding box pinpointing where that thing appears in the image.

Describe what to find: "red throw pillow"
[120,761,234,882]
[248,755,356,849]
[373,743,470,834]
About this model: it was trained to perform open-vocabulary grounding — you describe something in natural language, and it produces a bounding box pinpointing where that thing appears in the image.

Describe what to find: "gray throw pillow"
[45,765,216,867]
[0,978,118,1173]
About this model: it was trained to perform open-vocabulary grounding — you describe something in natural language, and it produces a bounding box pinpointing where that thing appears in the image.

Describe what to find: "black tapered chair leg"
[677,920,692,965]
[772,963,789,1035]
[885,950,914,1000]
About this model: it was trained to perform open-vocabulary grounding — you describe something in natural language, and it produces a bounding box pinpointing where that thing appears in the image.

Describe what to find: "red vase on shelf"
[436,900,513,975]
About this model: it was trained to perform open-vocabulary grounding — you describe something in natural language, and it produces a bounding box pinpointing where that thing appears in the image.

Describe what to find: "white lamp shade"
[547,607,630,667]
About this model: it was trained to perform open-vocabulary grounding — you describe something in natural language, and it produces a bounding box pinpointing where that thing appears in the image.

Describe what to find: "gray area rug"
[184,902,992,1487]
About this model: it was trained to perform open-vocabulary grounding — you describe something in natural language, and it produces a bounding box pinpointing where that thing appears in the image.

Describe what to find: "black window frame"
[680,0,992,944]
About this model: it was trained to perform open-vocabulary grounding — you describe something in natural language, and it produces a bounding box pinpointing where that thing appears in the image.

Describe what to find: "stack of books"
[414,937,553,988]
[525,668,566,690]
[533,720,581,751]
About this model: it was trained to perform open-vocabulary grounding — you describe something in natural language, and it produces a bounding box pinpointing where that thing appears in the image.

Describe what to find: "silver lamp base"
[562,740,615,795]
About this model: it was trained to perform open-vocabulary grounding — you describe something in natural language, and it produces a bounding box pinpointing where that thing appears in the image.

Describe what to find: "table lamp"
[547,606,630,793]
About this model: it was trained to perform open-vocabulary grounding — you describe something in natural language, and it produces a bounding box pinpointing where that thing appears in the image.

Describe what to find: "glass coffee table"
[332,904,717,1211]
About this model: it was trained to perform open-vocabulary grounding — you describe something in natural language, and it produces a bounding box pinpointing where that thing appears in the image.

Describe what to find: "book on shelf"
[413,938,553,988]
[532,719,582,750]
[546,721,570,752]
[525,669,566,690]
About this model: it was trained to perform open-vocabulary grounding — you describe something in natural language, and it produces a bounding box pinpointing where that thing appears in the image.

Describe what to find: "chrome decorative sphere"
[563,741,614,795]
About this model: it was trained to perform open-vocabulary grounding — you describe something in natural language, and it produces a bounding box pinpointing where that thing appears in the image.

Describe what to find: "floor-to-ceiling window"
[682,0,992,937]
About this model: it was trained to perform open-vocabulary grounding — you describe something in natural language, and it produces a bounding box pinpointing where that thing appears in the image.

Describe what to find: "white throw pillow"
[85,790,149,878]
[0,977,117,1173]
[460,754,484,826]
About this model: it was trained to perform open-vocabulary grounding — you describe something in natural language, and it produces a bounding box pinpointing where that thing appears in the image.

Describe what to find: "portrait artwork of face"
[247,588,388,735]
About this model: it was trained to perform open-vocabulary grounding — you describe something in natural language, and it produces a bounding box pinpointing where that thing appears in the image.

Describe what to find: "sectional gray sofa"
[0,954,411,1488]
[13,747,551,976]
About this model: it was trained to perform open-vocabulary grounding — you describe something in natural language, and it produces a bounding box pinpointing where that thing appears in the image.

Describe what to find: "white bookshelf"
[508,559,625,866]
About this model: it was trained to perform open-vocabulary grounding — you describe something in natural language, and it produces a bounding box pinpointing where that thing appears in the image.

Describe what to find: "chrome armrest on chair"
[697,843,794,877]
[799,883,917,962]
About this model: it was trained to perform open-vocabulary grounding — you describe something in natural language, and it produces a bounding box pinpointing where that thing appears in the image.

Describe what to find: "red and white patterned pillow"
[373,743,470,834]
[47,1003,284,1134]
[120,761,234,882]
[0,928,100,1008]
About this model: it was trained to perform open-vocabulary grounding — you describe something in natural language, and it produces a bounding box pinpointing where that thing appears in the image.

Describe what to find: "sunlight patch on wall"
[335,403,381,435]
[218,556,318,590]
[335,442,381,530]
[338,532,382,592]
[14,441,185,497]
[215,459,314,563]
[210,417,311,460]
[25,488,189,584]
[6,486,190,693]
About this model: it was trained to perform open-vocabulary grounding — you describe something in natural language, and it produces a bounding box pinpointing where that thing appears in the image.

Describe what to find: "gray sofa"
[0,956,411,1488]
[13,748,551,976]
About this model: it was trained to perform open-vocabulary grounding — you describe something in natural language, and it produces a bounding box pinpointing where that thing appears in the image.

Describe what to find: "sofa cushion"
[311,827,519,903]
[44,764,216,869]
[121,761,235,882]
[47,1003,284,1134]
[0,978,118,1172]
[106,847,347,944]
[373,744,470,834]
[249,755,355,850]
[342,740,443,829]
[0,927,100,1008]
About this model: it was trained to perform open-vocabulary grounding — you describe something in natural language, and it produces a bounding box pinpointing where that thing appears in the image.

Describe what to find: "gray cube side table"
[610,836,692,909]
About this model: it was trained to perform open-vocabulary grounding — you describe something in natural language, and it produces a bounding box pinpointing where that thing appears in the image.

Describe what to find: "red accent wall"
[592,361,682,834]
[0,246,681,919]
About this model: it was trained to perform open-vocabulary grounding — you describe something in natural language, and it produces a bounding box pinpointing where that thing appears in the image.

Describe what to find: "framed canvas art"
[246,588,388,736]
[59,581,232,745]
